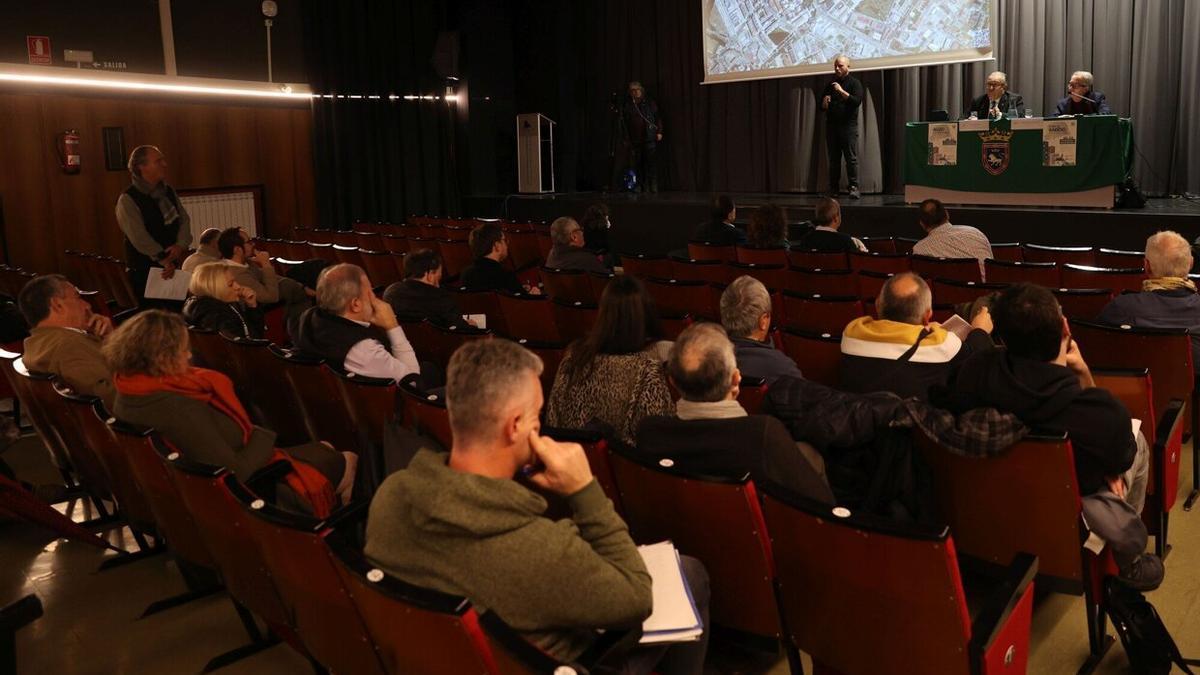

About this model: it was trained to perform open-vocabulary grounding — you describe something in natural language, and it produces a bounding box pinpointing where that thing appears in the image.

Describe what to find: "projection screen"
[702,0,995,84]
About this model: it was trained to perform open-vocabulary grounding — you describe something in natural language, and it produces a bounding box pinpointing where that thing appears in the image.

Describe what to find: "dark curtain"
[302,0,462,229]
[548,0,1200,197]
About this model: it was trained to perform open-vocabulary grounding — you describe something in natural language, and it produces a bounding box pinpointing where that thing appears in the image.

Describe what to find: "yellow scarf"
[1142,276,1196,293]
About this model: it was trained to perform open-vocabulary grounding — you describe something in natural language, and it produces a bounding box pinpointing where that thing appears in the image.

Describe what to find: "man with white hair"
[294,263,419,382]
[719,276,803,384]
[637,322,833,503]
[840,272,992,400]
[1055,70,1112,115]
[969,71,1025,119]
[1099,230,1200,372]
[115,145,192,298]
[545,216,611,274]
[366,338,710,672]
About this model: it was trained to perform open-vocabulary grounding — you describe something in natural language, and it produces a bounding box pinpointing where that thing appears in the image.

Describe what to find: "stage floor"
[465,191,1200,257]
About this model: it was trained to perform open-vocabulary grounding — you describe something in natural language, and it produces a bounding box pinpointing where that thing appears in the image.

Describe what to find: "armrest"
[576,626,643,673]
[0,594,42,633]
[112,307,144,325]
[969,552,1037,667]
[245,459,292,492]
[478,610,591,674]
[321,498,369,530]
[1154,399,1185,450]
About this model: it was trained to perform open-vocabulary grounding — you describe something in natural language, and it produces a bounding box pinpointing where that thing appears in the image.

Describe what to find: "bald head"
[316,263,369,315]
[877,272,932,325]
[667,323,738,402]
[1145,230,1193,279]
[834,55,850,78]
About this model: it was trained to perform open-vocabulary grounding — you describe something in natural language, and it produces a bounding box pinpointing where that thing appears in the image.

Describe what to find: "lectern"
[517,113,555,193]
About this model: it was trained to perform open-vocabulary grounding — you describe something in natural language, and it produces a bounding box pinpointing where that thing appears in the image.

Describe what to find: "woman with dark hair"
[745,203,789,249]
[546,275,673,444]
[106,310,355,516]
[580,203,611,252]
[182,262,266,339]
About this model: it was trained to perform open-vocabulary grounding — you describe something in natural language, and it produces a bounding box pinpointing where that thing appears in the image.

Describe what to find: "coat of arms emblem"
[979,128,1014,176]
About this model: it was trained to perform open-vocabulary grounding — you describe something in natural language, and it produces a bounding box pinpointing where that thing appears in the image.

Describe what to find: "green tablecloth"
[904,116,1132,193]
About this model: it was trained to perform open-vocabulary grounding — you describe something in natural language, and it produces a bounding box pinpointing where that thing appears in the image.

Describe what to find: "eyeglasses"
[986,82,1004,89]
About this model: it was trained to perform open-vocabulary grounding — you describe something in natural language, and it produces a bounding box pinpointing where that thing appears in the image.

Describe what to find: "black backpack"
[1106,580,1198,674]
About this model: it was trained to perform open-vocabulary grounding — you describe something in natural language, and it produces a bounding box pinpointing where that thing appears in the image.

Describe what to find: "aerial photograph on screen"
[704,0,991,76]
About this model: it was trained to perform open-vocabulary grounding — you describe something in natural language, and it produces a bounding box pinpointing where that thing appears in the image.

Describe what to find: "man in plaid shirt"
[912,199,993,279]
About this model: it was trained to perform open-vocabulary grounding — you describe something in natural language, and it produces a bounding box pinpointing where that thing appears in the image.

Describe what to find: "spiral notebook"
[637,541,704,644]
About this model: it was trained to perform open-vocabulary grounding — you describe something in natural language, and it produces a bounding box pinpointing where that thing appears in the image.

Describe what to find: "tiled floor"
[5,432,1200,674]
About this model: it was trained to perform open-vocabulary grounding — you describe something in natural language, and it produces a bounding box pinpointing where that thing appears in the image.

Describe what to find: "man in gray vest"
[115,145,192,303]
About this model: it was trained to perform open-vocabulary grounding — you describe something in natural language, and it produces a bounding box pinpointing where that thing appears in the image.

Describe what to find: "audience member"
[1098,230,1200,372]
[546,217,611,273]
[744,204,789,249]
[182,262,266,340]
[217,227,311,336]
[912,199,993,278]
[181,228,222,272]
[719,276,803,384]
[365,338,709,672]
[294,263,420,383]
[546,275,673,444]
[840,272,992,401]
[460,222,540,295]
[935,283,1158,588]
[638,323,833,502]
[793,197,866,253]
[693,195,745,245]
[115,145,191,300]
[106,310,355,515]
[580,203,612,253]
[382,248,471,330]
[19,275,116,408]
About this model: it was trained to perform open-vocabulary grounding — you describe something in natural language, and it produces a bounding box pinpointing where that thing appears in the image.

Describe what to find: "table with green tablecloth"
[904,115,1133,208]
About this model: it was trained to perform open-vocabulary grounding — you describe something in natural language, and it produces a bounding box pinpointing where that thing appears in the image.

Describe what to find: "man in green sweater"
[365,338,709,672]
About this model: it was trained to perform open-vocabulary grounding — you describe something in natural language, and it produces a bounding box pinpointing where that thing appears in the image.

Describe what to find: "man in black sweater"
[459,222,540,295]
[636,323,833,504]
[792,197,864,253]
[822,55,864,199]
[934,283,1159,588]
[382,248,472,330]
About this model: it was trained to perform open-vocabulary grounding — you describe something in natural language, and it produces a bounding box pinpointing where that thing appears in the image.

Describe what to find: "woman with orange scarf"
[104,310,354,517]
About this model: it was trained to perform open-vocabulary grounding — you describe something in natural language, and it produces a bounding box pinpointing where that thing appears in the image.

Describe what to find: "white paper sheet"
[144,267,191,300]
[637,541,704,644]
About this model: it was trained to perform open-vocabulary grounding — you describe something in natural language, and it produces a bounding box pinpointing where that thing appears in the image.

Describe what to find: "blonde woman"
[182,261,265,339]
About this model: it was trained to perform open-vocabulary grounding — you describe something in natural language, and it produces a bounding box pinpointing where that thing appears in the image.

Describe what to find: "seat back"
[911,255,982,283]
[1068,320,1194,445]
[496,293,563,343]
[1,353,73,474]
[162,448,291,628]
[931,279,1006,306]
[544,427,621,512]
[859,236,898,254]
[1095,248,1145,269]
[619,254,672,279]
[669,258,730,286]
[760,484,973,675]
[18,360,112,499]
[784,267,856,296]
[519,341,566,396]
[736,376,769,414]
[379,233,410,255]
[989,242,1023,262]
[230,482,387,675]
[915,431,1085,588]
[1022,244,1094,266]
[272,346,358,451]
[1052,288,1113,320]
[855,269,893,301]
[1060,264,1146,294]
[224,336,312,445]
[503,229,543,271]
[726,262,787,290]
[360,249,403,288]
[779,329,841,386]
[779,292,862,334]
[643,278,719,320]
[734,246,788,266]
[849,251,911,275]
[551,300,598,343]
[540,267,593,304]
[187,326,238,378]
[327,539,497,675]
[786,249,849,270]
[608,449,780,637]
[687,241,736,263]
[984,259,1059,287]
[107,423,215,569]
[425,323,493,372]
[329,366,397,449]
[438,240,475,278]
[399,381,452,449]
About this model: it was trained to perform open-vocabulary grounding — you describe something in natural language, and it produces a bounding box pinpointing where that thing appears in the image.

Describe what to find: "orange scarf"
[114,367,336,517]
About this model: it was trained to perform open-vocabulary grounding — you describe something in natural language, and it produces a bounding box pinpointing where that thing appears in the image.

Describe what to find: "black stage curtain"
[302,0,463,228]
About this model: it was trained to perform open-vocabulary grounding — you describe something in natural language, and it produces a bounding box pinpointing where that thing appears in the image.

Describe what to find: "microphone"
[1068,89,1098,104]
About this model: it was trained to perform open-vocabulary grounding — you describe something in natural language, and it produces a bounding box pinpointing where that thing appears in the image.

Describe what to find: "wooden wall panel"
[0,89,316,277]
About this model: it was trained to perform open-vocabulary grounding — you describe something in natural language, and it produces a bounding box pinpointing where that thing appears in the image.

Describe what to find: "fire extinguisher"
[57,130,81,174]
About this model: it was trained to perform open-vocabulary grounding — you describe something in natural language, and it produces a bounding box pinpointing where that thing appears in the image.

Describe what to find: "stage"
[465,191,1200,258]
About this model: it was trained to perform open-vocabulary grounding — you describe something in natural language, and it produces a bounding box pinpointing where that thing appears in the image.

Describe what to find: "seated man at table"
[1055,70,1112,116]
[969,71,1025,119]
[1098,230,1200,372]
[637,322,833,503]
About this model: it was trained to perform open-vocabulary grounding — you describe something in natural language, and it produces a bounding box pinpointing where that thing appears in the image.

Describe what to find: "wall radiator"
[178,188,261,244]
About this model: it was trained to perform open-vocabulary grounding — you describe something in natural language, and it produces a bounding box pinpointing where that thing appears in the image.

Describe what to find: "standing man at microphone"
[1055,71,1112,115]
[622,81,663,193]
[822,55,864,199]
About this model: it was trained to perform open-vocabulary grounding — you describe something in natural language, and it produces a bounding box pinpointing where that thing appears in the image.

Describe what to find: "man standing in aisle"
[115,145,192,303]
[822,55,863,200]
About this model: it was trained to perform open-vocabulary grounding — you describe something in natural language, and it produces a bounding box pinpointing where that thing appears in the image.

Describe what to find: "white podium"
[517,113,555,193]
